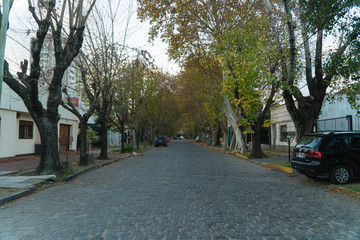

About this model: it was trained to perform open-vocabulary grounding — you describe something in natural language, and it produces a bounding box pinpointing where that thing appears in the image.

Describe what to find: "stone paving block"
[0,141,359,239]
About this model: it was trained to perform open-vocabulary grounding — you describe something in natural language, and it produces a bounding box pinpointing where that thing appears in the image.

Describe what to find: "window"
[350,136,360,148]
[298,135,322,148]
[325,136,345,151]
[19,121,33,139]
[280,125,287,141]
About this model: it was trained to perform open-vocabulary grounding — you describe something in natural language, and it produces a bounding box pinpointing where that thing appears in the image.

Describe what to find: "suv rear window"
[297,135,323,148]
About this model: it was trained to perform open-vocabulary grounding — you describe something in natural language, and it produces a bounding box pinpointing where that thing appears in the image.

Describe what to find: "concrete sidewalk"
[252,154,290,164]
[0,150,132,207]
[0,148,125,171]
[239,149,291,164]
[0,150,128,189]
[0,153,73,190]
[237,150,294,174]
[0,153,79,172]
[0,175,56,189]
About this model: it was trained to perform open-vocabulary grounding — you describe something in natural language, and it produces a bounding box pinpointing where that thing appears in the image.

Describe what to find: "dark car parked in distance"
[292,131,360,184]
[155,136,167,147]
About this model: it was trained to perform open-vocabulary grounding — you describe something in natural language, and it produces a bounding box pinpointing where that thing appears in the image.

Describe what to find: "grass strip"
[343,185,360,194]
[270,161,292,168]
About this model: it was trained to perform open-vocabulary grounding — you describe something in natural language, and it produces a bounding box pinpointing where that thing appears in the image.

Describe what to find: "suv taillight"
[308,151,324,158]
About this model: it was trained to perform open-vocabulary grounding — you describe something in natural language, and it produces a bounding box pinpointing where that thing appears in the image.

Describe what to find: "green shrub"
[123,144,134,153]
[87,127,99,147]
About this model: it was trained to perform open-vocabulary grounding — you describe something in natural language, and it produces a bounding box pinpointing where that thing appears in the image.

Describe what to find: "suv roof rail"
[315,130,360,133]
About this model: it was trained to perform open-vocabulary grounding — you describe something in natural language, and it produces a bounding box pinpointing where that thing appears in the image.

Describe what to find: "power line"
[7,34,30,52]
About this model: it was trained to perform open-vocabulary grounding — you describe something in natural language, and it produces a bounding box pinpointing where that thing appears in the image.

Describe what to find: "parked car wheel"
[330,165,351,184]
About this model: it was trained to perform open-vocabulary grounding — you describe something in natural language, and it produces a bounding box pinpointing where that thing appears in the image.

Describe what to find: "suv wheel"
[330,165,351,184]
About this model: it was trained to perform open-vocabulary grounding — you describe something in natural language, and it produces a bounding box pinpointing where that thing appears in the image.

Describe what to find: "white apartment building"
[0,35,79,159]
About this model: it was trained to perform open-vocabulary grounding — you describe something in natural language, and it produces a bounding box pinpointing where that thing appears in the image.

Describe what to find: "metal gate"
[316,115,360,131]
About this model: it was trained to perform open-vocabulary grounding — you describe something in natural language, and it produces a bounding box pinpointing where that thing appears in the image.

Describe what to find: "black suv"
[155,136,167,147]
[292,132,360,184]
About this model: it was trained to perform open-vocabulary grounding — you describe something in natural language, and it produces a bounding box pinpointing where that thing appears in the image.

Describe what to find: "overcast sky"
[5,0,179,75]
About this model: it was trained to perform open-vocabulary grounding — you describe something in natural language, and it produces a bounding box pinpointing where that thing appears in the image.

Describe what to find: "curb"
[235,150,360,200]
[328,185,360,199]
[0,188,35,207]
[235,153,293,174]
[260,162,293,174]
[0,154,132,207]
[63,154,131,182]
[235,153,248,160]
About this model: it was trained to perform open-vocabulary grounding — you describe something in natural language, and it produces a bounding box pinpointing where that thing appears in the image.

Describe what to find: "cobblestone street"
[0,140,359,239]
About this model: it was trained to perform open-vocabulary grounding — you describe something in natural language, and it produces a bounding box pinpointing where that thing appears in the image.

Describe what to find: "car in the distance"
[155,136,167,147]
[291,131,360,184]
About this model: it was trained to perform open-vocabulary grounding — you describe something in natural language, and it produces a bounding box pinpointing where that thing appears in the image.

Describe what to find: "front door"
[59,124,70,152]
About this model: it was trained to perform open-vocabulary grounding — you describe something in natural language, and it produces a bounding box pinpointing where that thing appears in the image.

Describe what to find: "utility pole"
[0,0,12,105]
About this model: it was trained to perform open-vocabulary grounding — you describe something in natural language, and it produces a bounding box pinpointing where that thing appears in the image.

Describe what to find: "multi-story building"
[0,34,79,159]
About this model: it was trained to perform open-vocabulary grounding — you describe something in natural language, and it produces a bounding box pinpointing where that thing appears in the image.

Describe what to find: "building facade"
[317,95,360,131]
[270,104,297,151]
[270,96,360,151]
[0,35,79,159]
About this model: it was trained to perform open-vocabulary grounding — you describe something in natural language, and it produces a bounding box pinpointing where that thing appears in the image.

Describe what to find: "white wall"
[271,104,297,151]
[0,84,28,112]
[319,96,357,119]
[0,108,78,158]
[1,79,78,122]
[319,95,360,131]
[14,113,40,155]
[108,129,121,147]
[0,109,17,158]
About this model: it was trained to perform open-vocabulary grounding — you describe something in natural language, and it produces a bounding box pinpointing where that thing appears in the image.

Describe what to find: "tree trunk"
[285,94,323,142]
[35,118,63,175]
[249,124,266,159]
[222,94,245,153]
[120,120,126,153]
[215,124,221,146]
[223,130,229,150]
[294,116,315,142]
[135,128,140,149]
[150,123,154,145]
[98,118,109,159]
[78,119,89,166]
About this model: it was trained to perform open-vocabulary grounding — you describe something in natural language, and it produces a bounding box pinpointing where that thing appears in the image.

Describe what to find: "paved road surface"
[0,140,359,239]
